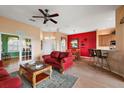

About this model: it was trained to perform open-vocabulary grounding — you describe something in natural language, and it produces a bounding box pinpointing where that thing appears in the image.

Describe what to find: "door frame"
[20,36,33,64]
[0,32,33,64]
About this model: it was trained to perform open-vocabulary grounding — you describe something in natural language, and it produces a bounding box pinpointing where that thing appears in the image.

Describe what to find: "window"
[44,36,56,51]
[8,37,19,52]
[61,37,66,51]
[44,36,56,40]
[42,36,56,54]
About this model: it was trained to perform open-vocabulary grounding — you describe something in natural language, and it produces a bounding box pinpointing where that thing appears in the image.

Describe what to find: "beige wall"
[108,6,124,77]
[0,16,41,60]
[96,28,115,50]
[116,6,124,51]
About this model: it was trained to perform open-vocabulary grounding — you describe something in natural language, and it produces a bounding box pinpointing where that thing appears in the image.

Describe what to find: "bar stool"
[95,49,111,71]
[88,49,96,65]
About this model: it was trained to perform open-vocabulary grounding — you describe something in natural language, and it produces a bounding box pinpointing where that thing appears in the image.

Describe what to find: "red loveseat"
[42,51,75,73]
[0,60,22,88]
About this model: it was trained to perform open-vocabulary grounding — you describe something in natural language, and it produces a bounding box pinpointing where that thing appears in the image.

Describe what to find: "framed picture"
[71,39,79,48]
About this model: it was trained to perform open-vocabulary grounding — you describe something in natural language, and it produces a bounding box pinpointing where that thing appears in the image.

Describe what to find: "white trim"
[7,51,19,53]
[0,32,19,37]
[19,36,33,64]
[0,32,20,61]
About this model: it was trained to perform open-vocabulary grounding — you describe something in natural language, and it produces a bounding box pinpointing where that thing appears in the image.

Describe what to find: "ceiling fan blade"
[43,19,47,24]
[48,13,59,17]
[50,19,57,24]
[39,9,46,16]
[32,16,44,18]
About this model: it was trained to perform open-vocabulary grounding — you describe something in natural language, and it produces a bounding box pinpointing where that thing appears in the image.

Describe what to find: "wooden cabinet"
[99,34,116,46]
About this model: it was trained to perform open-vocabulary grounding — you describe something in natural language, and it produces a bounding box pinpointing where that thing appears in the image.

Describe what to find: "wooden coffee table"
[19,62,52,88]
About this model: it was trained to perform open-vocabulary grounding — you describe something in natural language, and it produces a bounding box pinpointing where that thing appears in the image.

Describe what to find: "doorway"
[0,33,33,67]
[1,34,19,67]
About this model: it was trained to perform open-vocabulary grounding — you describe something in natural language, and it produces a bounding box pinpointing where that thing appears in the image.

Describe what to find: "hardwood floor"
[3,58,19,67]
[5,57,124,88]
[66,58,124,88]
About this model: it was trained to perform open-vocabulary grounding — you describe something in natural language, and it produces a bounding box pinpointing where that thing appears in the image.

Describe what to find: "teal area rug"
[11,70,78,88]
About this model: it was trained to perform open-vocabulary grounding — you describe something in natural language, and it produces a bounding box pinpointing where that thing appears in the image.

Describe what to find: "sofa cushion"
[0,68,10,81]
[0,67,22,88]
[0,76,10,81]
[0,74,8,78]
[0,61,3,67]
[59,52,69,59]
[0,77,22,88]
[0,68,9,76]
[51,51,60,59]
[45,57,60,65]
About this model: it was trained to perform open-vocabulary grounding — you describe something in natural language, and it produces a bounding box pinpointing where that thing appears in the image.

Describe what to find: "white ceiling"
[0,5,119,34]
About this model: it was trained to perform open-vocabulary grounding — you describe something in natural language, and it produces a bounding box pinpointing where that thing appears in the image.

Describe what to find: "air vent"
[29,19,36,22]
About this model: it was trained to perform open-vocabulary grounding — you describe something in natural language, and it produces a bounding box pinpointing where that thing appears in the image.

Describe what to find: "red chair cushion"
[0,68,9,76]
[51,51,60,59]
[0,61,3,67]
[0,74,8,78]
[0,67,10,81]
[0,76,10,81]
[0,77,22,88]
[0,66,22,88]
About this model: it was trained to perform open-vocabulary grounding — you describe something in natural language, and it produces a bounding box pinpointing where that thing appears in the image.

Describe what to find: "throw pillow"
[51,51,60,58]
[59,52,69,59]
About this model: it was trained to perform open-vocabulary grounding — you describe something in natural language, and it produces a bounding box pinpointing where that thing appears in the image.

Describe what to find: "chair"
[95,49,111,71]
[89,49,96,57]
[73,49,81,60]
[88,49,96,65]
[67,49,80,60]
[0,60,22,88]
[1,52,11,60]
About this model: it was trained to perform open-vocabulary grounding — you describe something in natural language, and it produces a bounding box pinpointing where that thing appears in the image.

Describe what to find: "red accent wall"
[68,31,96,57]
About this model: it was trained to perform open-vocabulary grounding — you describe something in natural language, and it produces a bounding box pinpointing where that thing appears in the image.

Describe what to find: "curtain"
[42,39,56,54]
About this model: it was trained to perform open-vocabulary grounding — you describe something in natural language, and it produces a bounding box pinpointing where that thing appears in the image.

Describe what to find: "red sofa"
[0,60,22,88]
[42,51,75,73]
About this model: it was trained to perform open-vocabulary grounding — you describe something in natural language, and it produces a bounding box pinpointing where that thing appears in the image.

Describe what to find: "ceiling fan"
[32,9,59,24]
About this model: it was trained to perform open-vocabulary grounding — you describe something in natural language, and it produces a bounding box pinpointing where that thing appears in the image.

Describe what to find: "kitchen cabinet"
[99,34,116,46]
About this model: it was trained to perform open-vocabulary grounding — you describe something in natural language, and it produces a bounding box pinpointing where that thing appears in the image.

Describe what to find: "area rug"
[11,70,78,88]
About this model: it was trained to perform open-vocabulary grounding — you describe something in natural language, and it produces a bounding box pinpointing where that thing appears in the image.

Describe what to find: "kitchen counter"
[107,50,124,77]
[95,49,124,77]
